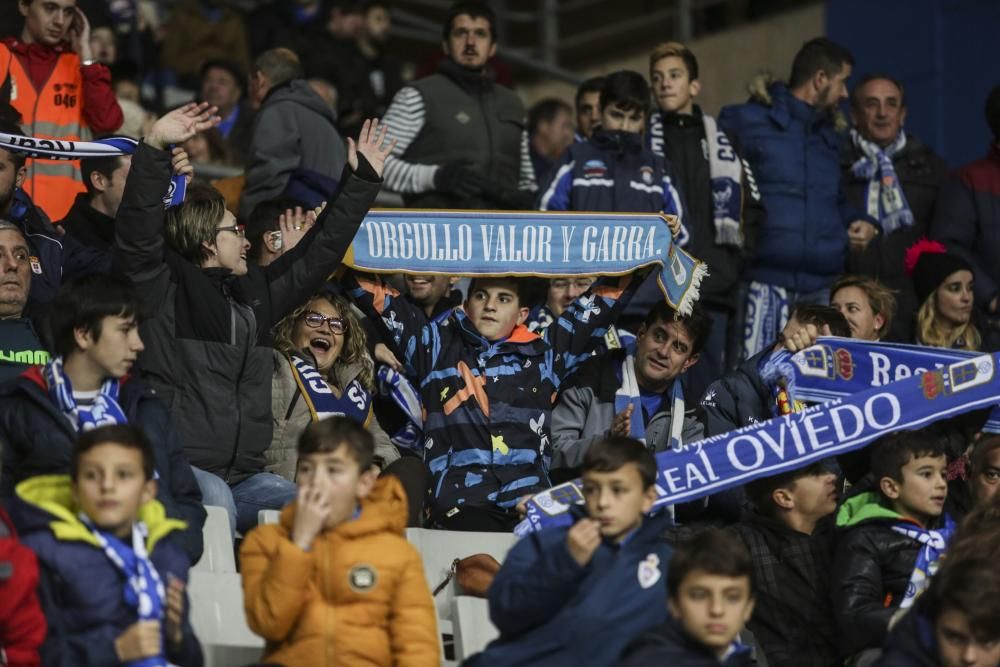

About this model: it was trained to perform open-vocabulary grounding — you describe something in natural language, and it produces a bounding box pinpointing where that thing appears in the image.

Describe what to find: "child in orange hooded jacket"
[240,417,439,666]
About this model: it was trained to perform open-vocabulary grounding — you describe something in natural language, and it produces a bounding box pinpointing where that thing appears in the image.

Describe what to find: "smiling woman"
[269,290,399,482]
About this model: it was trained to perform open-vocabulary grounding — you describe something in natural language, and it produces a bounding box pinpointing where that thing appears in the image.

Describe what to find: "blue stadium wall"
[826,0,1000,168]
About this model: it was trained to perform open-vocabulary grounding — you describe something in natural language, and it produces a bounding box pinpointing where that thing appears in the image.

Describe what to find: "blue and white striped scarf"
[80,515,167,667]
[850,129,913,234]
[45,357,128,432]
[0,133,186,208]
[892,514,955,609]
[614,345,686,452]
[742,281,790,359]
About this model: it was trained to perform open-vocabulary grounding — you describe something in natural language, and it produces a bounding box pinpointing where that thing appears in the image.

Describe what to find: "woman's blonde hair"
[916,293,981,351]
[272,290,374,390]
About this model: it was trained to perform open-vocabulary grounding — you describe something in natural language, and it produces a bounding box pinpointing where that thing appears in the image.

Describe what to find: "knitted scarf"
[850,129,914,234]
[44,357,128,432]
[0,133,186,208]
[891,514,955,609]
[79,516,166,667]
[287,353,371,424]
[614,345,686,452]
[742,281,791,359]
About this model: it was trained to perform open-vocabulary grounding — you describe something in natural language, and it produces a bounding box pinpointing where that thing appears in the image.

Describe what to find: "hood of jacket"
[13,474,186,552]
[262,79,338,126]
[451,307,548,357]
[836,490,905,528]
[279,474,407,539]
[747,72,848,132]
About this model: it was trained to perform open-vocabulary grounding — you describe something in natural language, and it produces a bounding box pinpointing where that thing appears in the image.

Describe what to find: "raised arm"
[263,120,390,324]
[113,103,219,303]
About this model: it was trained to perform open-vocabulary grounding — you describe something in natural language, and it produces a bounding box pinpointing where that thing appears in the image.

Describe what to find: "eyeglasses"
[216,224,246,239]
[302,311,348,334]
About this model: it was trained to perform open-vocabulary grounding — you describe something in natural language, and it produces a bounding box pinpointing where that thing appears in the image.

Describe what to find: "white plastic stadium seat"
[193,505,235,573]
[187,570,265,667]
[452,595,499,662]
[405,528,517,621]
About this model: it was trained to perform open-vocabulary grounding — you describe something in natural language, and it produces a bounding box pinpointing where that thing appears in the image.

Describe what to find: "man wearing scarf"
[378,1,536,210]
[0,275,205,564]
[842,73,947,342]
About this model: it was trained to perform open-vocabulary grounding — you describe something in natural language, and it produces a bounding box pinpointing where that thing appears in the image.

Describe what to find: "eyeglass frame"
[216,224,246,238]
[301,310,348,334]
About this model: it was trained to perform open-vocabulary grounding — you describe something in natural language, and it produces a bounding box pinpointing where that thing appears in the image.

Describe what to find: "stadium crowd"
[2,0,1000,666]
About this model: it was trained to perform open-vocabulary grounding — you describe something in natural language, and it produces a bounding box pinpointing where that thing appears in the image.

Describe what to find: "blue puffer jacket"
[718,80,858,292]
[9,475,203,667]
[467,509,673,667]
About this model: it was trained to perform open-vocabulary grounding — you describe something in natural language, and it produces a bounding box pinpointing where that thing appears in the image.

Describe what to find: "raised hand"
[170,147,194,184]
[347,119,396,178]
[567,518,602,567]
[146,103,220,151]
[277,206,314,254]
[70,7,93,61]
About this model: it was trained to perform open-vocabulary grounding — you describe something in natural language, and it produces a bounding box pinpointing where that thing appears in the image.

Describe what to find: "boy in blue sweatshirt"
[466,436,673,667]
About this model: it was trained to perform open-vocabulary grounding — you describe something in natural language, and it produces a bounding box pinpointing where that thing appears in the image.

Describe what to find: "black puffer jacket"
[113,143,380,484]
[872,608,941,667]
[618,616,753,666]
[830,492,923,656]
[699,347,773,436]
[841,134,948,342]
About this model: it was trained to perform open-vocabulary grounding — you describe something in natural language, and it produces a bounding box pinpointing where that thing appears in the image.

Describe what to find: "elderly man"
[0,220,47,383]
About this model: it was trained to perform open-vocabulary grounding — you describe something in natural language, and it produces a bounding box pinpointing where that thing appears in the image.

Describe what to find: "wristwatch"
[81,58,95,66]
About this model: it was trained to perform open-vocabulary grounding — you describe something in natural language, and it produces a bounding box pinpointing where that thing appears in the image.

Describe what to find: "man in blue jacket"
[718,38,873,360]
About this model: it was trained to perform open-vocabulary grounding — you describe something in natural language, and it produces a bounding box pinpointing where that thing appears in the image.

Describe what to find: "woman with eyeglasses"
[113,102,394,538]
[268,291,399,481]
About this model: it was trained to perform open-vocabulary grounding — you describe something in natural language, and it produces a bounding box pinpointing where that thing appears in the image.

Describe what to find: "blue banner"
[344,209,707,315]
[760,337,1000,431]
[518,352,1000,535]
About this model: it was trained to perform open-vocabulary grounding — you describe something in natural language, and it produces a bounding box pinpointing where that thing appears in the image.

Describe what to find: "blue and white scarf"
[892,513,955,609]
[742,281,790,359]
[614,345,686,452]
[850,129,913,234]
[45,357,128,432]
[648,111,747,248]
[759,337,1000,432]
[0,133,186,209]
[80,515,167,667]
[517,352,1000,535]
[377,365,424,454]
[287,354,371,424]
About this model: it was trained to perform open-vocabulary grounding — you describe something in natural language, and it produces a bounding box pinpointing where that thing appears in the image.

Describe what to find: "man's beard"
[816,84,837,111]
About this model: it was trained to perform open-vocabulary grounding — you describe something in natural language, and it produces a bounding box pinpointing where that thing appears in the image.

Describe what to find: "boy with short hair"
[538,69,685,232]
[10,424,202,666]
[240,417,439,666]
[0,274,206,563]
[619,528,755,665]
[733,463,841,667]
[466,436,673,667]
[831,431,953,658]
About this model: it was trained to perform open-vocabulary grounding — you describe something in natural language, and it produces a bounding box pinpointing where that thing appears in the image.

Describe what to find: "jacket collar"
[438,58,494,95]
[452,308,545,354]
[591,129,645,155]
[14,474,185,553]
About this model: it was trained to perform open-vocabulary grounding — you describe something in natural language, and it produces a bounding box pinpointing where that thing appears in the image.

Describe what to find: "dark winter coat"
[113,142,380,485]
[842,134,948,341]
[0,367,205,563]
[872,608,941,667]
[10,476,203,667]
[239,79,348,219]
[618,615,753,667]
[830,492,925,656]
[58,192,116,250]
[699,348,774,436]
[719,79,862,292]
[468,510,674,667]
[648,107,765,310]
[539,129,680,215]
[931,145,1000,315]
[731,513,841,667]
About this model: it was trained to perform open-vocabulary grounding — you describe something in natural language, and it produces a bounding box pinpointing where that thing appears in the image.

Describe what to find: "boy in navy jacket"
[466,436,673,667]
[619,528,755,666]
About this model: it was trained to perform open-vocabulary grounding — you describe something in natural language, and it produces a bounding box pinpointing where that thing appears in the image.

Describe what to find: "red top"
[1,37,123,134]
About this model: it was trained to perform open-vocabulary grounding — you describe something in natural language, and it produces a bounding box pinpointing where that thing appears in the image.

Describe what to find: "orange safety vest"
[0,42,87,221]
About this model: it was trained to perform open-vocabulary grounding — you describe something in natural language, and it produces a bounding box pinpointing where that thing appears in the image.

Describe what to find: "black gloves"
[434,161,485,199]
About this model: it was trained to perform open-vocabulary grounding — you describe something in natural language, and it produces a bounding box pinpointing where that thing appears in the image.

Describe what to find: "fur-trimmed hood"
[746,71,848,132]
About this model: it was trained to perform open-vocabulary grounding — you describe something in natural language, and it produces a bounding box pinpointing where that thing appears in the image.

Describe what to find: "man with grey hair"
[239,47,348,219]
[0,220,48,383]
